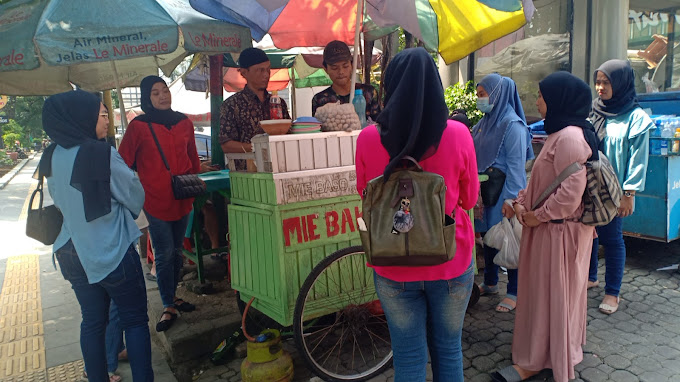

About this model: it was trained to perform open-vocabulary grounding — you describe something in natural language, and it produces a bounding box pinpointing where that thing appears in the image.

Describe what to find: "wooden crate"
[252,130,360,173]
[229,166,357,206]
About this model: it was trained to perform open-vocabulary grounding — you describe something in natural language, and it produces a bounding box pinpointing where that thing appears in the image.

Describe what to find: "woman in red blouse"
[119,76,203,332]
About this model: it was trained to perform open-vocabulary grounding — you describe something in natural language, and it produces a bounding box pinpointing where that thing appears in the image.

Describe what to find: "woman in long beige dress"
[491,71,599,382]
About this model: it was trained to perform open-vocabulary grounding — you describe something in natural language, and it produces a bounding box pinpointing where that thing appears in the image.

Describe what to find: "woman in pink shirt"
[355,48,479,382]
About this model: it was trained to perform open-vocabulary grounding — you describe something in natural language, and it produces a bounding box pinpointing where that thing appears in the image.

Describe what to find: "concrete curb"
[0,153,36,190]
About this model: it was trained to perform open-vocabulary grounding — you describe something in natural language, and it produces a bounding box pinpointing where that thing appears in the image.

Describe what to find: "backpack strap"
[401,156,423,171]
[531,162,582,210]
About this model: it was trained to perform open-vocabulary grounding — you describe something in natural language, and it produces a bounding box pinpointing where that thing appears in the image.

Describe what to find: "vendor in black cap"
[312,40,381,122]
[219,47,290,170]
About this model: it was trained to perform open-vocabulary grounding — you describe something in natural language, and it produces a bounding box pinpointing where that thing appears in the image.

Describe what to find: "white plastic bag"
[484,217,522,269]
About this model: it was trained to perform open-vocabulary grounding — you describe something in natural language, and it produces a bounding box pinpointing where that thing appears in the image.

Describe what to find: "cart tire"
[467,283,481,311]
[235,291,284,336]
[293,246,393,382]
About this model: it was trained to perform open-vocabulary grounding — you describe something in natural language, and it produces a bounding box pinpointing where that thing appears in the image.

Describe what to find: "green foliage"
[3,133,22,149]
[0,150,14,166]
[12,96,45,141]
[111,91,120,109]
[444,81,483,128]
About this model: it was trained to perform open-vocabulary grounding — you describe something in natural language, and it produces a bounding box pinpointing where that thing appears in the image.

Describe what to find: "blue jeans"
[146,211,190,308]
[482,244,518,296]
[589,216,626,297]
[374,264,473,382]
[55,241,153,382]
[84,302,124,374]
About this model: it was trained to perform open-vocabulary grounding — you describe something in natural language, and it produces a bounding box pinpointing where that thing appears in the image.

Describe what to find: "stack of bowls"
[290,117,322,134]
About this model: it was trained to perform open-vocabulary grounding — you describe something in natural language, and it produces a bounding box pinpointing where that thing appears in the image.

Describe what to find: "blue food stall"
[623,91,680,242]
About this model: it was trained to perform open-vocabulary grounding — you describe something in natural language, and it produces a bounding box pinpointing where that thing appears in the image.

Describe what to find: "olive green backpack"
[359,157,456,266]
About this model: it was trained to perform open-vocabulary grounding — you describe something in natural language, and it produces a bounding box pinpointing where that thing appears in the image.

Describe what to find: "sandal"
[490,365,523,382]
[145,272,157,282]
[599,295,620,315]
[156,310,177,332]
[174,298,196,312]
[479,283,499,296]
[587,280,599,289]
[82,372,122,382]
[495,295,517,313]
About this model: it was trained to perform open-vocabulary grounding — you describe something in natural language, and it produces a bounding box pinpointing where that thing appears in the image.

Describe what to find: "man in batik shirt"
[311,41,381,123]
[220,47,290,171]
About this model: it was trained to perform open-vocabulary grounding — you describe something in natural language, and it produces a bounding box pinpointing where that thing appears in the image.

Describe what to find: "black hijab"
[539,71,599,161]
[591,59,639,136]
[133,76,187,127]
[377,48,449,179]
[42,90,112,222]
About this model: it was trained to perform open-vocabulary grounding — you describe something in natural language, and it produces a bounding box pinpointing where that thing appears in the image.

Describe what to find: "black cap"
[238,48,269,69]
[323,40,352,66]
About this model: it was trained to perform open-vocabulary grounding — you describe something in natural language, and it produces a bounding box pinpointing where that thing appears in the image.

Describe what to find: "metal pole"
[110,61,128,134]
[665,10,676,90]
[350,0,364,101]
[103,90,116,147]
[290,69,298,120]
[209,54,224,168]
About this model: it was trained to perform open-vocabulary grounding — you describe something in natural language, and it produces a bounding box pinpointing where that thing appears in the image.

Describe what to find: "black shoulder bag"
[147,123,206,200]
[26,159,63,245]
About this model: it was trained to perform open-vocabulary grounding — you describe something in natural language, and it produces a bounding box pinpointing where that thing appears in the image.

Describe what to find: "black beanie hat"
[238,48,269,69]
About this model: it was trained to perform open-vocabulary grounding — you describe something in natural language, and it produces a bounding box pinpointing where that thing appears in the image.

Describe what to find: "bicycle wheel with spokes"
[293,246,392,382]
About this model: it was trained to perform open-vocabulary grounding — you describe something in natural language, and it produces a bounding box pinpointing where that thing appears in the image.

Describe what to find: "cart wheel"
[293,246,392,382]
[235,291,283,336]
[467,283,480,311]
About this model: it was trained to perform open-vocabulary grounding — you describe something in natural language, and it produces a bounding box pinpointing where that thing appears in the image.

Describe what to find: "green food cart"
[227,131,392,381]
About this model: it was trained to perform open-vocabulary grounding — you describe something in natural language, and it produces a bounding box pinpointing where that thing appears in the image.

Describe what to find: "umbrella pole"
[103,90,116,147]
[350,0,364,100]
[289,68,297,119]
[110,61,128,134]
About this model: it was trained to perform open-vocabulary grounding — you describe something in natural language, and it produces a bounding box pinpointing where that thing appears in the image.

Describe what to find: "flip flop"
[587,280,599,289]
[479,283,499,296]
[495,295,517,313]
[599,295,620,315]
[490,365,523,382]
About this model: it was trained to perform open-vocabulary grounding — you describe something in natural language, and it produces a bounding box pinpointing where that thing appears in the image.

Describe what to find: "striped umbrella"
[190,0,535,64]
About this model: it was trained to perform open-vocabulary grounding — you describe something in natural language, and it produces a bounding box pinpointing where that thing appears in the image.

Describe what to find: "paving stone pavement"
[193,238,680,382]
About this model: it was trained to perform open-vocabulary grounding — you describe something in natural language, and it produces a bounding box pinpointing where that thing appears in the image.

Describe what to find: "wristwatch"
[623,191,634,197]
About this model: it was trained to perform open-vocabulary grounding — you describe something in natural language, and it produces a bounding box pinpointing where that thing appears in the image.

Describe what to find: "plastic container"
[352,89,367,128]
[661,119,673,155]
[269,91,283,120]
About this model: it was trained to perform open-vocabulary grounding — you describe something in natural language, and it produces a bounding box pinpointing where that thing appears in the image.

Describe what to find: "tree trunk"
[363,40,374,85]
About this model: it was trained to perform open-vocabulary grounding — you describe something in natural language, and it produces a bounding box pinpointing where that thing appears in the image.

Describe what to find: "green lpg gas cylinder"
[241,329,294,382]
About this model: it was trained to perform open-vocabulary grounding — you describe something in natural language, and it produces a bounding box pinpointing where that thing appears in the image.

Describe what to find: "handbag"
[26,162,63,245]
[359,156,457,266]
[479,167,506,207]
[147,123,206,200]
